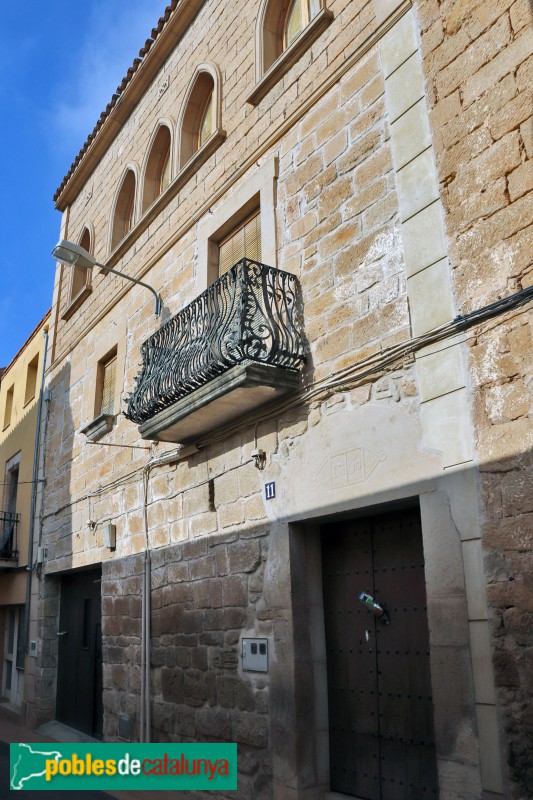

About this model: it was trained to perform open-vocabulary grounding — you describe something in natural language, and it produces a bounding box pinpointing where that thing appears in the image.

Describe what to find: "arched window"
[142,125,172,213]
[284,0,320,48]
[250,0,332,104]
[178,65,222,170]
[62,225,93,319]
[71,227,92,300]
[111,169,136,251]
[197,91,214,150]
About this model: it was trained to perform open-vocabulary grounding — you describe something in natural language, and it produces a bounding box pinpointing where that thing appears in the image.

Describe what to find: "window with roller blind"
[218,211,262,277]
[80,336,126,442]
[98,352,117,416]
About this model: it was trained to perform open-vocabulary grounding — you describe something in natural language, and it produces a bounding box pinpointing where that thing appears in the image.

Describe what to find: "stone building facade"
[27,0,532,798]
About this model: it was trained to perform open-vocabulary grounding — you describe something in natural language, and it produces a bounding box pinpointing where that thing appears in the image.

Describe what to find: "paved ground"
[0,713,182,800]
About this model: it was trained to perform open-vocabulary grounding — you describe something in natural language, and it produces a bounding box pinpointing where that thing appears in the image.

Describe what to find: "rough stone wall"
[417,0,533,795]
[102,528,273,800]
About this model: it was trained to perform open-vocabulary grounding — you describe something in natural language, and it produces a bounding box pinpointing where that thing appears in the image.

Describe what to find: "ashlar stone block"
[407,257,454,336]
[402,200,449,277]
[476,704,504,794]
[469,621,496,705]
[384,53,425,123]
[462,538,489,621]
[379,9,417,76]
[396,148,440,222]
[420,389,473,467]
[390,98,433,171]
[416,342,465,403]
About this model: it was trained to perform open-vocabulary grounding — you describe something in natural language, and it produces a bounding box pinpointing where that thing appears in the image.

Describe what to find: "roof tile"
[53,0,180,203]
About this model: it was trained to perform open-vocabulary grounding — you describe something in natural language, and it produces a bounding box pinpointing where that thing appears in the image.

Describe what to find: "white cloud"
[48,0,163,159]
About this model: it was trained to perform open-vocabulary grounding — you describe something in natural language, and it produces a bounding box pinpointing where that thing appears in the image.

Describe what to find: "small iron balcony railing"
[126,259,306,424]
[0,511,19,560]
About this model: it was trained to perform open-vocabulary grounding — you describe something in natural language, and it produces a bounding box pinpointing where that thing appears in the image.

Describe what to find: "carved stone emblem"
[314,447,386,489]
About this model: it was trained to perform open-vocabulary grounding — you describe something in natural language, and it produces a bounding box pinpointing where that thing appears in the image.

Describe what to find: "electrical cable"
[39,283,533,518]
[197,282,533,446]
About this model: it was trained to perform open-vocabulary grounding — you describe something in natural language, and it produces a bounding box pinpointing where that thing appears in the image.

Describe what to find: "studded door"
[321,508,438,799]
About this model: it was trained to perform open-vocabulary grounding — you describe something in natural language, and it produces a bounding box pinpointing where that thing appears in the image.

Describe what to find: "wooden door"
[321,508,438,799]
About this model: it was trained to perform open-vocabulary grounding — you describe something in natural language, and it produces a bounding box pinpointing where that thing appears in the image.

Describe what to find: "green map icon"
[11,743,64,790]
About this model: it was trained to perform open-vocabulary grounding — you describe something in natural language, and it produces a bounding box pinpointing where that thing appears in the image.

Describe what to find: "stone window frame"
[176,63,225,173]
[196,156,279,292]
[62,224,94,321]
[97,349,118,418]
[80,323,126,443]
[140,119,174,215]
[108,164,140,257]
[247,0,333,105]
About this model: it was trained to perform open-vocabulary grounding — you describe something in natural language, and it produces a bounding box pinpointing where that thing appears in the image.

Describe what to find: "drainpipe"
[24,327,49,653]
[140,464,153,744]
[140,548,151,743]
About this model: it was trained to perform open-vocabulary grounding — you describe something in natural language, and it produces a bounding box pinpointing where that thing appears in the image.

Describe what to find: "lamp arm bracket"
[97,262,162,316]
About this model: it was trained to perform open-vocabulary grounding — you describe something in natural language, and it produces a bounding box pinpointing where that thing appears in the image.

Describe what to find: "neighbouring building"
[27,0,532,798]
[0,312,49,713]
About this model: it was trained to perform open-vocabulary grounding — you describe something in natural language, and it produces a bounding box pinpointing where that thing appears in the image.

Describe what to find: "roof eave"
[54,0,206,211]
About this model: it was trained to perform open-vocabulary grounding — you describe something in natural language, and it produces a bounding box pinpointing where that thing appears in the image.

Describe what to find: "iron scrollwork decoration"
[125,259,307,424]
[0,511,20,560]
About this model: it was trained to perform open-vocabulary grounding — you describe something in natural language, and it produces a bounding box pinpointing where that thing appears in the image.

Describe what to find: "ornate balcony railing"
[0,511,19,561]
[126,259,306,424]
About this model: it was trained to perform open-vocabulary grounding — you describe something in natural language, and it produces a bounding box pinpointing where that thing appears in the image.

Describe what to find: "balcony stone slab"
[139,362,301,444]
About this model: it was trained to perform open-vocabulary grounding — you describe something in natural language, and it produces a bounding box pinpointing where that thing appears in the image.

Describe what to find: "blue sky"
[0,0,165,367]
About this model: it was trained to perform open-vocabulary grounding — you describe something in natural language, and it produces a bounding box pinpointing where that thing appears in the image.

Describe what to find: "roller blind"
[218,211,261,277]
[100,354,117,416]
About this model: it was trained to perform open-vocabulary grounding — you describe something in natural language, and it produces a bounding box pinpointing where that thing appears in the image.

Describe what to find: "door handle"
[57,631,68,637]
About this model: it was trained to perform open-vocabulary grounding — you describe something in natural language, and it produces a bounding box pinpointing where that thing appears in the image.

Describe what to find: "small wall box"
[118,714,132,742]
[103,523,116,550]
[242,638,269,672]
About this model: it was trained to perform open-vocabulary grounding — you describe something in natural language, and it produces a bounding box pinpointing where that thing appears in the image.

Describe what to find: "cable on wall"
[196,282,533,447]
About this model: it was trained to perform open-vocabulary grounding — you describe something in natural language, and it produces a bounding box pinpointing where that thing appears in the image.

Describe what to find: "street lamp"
[51,239,162,316]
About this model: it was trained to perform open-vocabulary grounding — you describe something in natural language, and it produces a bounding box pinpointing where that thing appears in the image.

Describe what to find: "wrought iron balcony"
[126,259,306,442]
[0,511,19,562]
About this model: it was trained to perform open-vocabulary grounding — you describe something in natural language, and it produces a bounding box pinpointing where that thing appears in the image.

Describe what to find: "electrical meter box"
[118,714,132,741]
[242,638,269,672]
